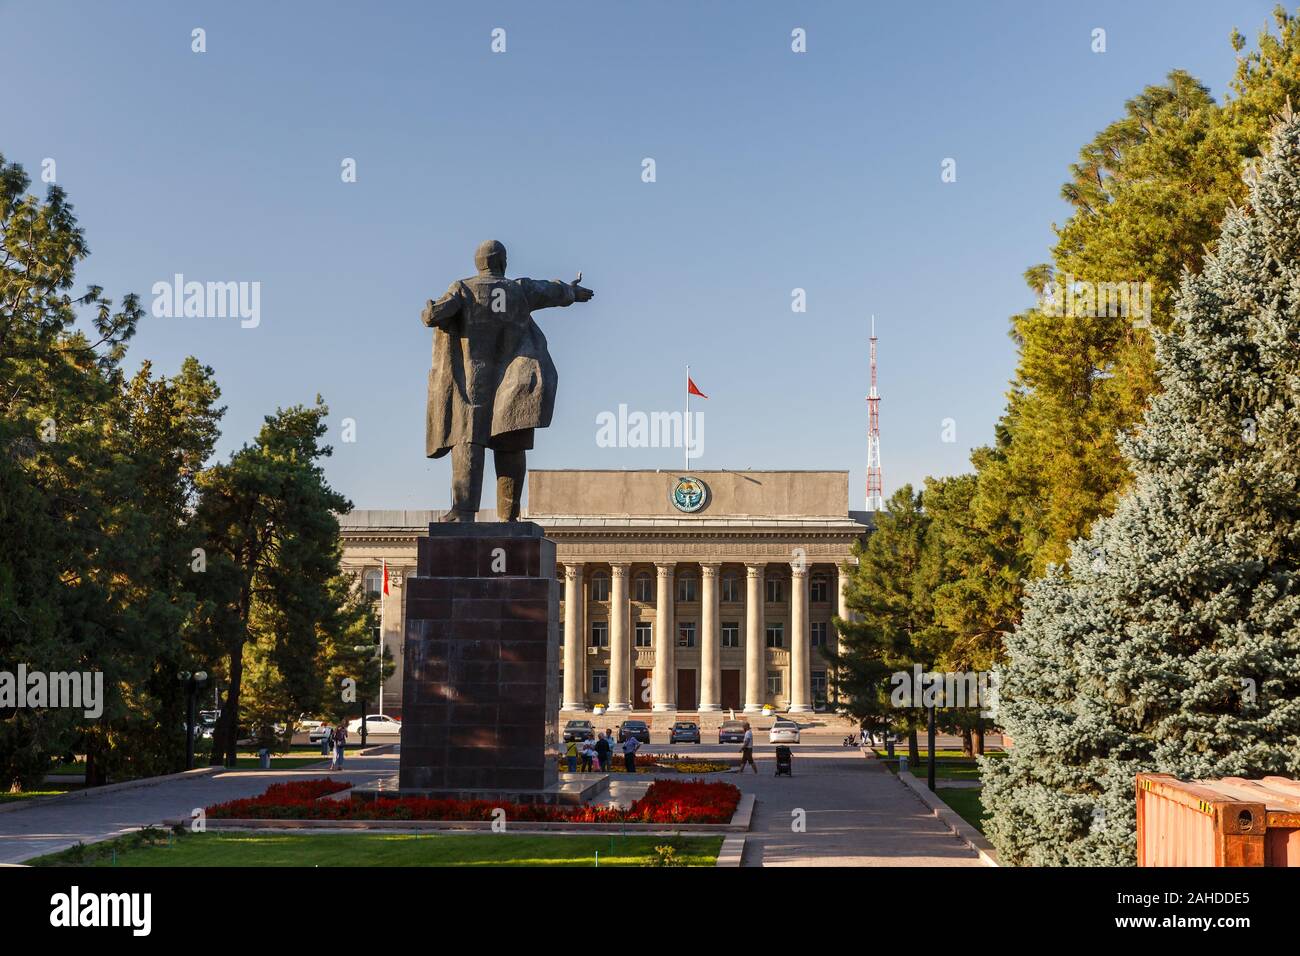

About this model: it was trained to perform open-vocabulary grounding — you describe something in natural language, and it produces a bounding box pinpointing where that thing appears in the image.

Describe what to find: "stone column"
[788,561,812,712]
[562,563,585,710]
[743,562,765,712]
[834,561,854,710]
[652,562,676,712]
[607,563,631,711]
[698,563,721,711]
[380,569,405,714]
[836,562,854,636]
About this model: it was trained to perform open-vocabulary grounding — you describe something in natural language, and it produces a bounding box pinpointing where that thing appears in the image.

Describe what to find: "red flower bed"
[206,778,352,819]
[626,779,740,824]
[205,777,739,824]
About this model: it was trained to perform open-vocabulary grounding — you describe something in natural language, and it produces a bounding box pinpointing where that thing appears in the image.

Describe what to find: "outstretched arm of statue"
[421,286,462,328]
[524,276,594,311]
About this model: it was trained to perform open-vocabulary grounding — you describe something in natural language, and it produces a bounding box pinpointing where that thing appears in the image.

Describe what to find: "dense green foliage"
[983,107,1300,865]
[0,158,369,788]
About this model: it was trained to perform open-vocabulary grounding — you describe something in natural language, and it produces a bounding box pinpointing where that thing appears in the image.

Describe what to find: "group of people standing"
[563,728,643,773]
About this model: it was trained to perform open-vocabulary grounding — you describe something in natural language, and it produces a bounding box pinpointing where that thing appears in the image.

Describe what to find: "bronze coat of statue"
[422,239,594,521]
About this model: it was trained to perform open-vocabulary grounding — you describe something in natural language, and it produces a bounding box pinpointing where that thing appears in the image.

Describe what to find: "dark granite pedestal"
[397,521,564,799]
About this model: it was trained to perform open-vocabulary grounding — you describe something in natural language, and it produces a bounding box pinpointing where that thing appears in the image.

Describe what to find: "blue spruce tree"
[983,106,1300,866]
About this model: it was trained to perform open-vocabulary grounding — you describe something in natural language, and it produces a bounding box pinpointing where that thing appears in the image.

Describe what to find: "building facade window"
[811,621,828,648]
[677,575,697,602]
[811,671,827,705]
[634,621,653,648]
[722,574,740,603]
[766,577,783,603]
[590,621,608,648]
[811,575,828,602]
[363,569,383,596]
[721,621,740,648]
[590,669,608,695]
[767,671,783,696]
[634,572,653,603]
[678,621,696,647]
[766,623,784,648]
[590,572,610,602]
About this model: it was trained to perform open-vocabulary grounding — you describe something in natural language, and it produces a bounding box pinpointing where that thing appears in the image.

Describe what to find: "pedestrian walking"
[594,731,610,771]
[579,736,594,772]
[739,722,757,773]
[332,723,348,770]
[320,724,333,758]
[564,737,579,773]
[622,732,640,773]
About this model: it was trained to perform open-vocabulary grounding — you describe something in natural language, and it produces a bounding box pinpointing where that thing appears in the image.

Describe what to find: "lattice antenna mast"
[866,316,883,511]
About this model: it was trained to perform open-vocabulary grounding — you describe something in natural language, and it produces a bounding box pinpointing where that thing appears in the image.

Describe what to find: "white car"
[769,719,801,744]
[347,714,402,737]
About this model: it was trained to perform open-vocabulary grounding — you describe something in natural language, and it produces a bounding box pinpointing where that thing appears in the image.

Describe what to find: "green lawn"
[937,787,987,834]
[0,790,66,803]
[29,829,723,868]
[879,760,983,780]
[875,750,1005,781]
[48,754,329,778]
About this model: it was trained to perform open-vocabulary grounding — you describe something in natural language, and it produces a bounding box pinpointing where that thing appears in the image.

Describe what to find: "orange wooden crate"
[1136,773,1300,867]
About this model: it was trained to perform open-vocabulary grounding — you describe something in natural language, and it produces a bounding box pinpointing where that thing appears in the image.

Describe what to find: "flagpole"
[685,364,690,473]
[379,560,385,717]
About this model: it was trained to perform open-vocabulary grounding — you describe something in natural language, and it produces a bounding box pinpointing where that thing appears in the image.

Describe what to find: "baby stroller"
[774,745,793,777]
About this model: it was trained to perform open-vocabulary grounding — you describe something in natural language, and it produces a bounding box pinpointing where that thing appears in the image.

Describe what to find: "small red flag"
[382,559,390,596]
[688,377,708,399]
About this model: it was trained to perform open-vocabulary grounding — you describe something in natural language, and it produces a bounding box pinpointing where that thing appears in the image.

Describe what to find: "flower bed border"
[172,793,755,834]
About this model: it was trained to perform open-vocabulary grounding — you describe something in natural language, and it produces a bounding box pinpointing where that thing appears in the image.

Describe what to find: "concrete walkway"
[728,745,982,866]
[0,754,396,864]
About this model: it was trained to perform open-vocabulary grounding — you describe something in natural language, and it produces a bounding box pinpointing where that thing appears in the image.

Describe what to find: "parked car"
[668,721,700,744]
[563,719,596,742]
[617,719,651,744]
[769,719,801,744]
[718,720,747,744]
[297,716,325,734]
[308,724,334,744]
[346,714,402,737]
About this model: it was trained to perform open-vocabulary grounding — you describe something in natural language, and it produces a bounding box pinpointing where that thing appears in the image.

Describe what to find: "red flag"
[688,377,708,399]
[382,559,390,596]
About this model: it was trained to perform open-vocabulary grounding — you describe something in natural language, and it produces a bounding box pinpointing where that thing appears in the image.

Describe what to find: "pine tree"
[191,400,353,766]
[829,486,949,759]
[982,106,1300,866]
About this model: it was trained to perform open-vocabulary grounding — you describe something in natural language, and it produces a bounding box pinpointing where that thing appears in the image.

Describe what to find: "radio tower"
[865,316,883,511]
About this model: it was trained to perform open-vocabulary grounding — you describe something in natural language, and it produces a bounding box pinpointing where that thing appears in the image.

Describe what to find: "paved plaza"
[0,732,980,866]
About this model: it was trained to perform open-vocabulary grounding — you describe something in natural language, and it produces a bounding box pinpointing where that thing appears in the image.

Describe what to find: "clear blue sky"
[0,0,1278,510]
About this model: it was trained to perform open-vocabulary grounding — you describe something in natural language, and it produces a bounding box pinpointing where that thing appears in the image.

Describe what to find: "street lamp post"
[179,670,209,771]
[926,703,937,792]
[353,644,374,749]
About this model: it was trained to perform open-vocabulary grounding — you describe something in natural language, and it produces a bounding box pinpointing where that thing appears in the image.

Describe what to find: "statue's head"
[474,239,507,277]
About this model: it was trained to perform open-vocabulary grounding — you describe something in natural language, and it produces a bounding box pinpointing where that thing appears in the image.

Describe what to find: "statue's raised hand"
[572,271,594,302]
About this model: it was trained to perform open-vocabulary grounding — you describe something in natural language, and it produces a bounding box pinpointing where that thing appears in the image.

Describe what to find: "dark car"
[563,719,596,742]
[718,720,747,744]
[669,721,700,744]
[617,720,651,744]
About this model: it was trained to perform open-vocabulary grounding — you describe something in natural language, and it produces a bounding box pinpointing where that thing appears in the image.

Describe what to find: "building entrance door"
[633,668,653,710]
[676,669,697,712]
[721,669,741,711]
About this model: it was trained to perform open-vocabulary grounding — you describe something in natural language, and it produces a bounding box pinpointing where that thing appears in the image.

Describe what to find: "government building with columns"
[339,470,871,717]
